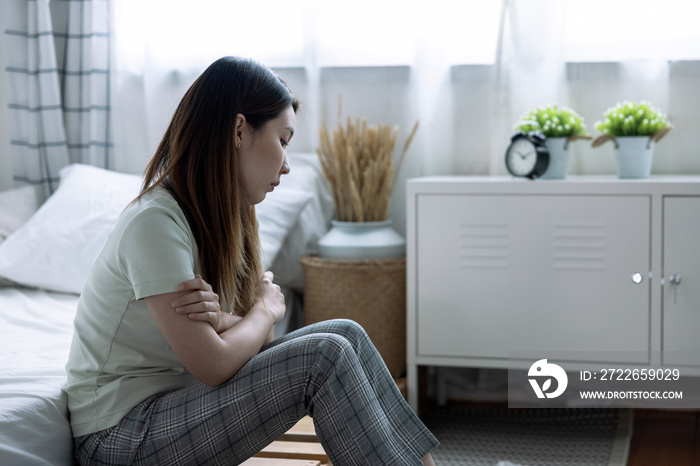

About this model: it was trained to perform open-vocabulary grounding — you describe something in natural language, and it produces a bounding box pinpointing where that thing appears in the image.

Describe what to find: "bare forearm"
[216,305,275,378]
[217,312,243,334]
[210,307,272,342]
[146,292,275,387]
[150,272,285,386]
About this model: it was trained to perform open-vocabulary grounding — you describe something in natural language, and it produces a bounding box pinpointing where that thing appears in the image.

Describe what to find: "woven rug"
[422,408,632,466]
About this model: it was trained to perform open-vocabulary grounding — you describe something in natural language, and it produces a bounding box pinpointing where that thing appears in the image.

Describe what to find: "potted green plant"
[592,100,673,179]
[514,104,591,179]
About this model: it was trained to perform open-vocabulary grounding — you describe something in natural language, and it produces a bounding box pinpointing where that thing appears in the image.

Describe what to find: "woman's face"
[237,106,296,205]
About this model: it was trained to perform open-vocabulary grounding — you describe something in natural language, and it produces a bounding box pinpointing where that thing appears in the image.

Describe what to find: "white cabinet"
[662,197,700,365]
[406,177,700,410]
[416,194,650,360]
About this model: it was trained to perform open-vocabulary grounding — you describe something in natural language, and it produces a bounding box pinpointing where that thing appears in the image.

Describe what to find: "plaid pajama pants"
[74,319,439,465]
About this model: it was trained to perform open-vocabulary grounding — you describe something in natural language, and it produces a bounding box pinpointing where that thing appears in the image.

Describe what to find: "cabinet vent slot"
[458,223,509,269]
[552,222,606,270]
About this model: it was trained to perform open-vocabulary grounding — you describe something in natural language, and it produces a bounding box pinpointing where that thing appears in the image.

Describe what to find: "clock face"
[506,138,537,176]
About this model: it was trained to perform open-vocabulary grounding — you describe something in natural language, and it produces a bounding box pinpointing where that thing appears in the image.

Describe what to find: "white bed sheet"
[0,286,78,466]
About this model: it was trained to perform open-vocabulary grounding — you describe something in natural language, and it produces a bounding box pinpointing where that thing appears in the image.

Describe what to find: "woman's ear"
[234,113,247,147]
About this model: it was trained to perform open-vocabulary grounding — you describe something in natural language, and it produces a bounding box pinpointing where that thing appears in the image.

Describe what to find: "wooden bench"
[241,416,330,466]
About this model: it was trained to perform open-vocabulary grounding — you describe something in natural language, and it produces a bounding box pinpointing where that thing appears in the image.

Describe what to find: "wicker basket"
[300,255,406,378]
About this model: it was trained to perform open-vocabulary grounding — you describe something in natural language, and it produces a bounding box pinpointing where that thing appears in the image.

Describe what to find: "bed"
[0,152,334,465]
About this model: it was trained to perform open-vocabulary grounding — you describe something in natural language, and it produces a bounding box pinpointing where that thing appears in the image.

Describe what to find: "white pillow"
[256,185,313,271]
[0,185,39,241]
[0,164,143,294]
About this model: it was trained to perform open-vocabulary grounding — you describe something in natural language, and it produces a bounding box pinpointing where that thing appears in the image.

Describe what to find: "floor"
[240,394,700,465]
[627,409,700,466]
[421,399,700,466]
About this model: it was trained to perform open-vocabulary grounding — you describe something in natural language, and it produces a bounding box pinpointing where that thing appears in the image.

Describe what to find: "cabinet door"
[416,194,650,363]
[662,197,700,365]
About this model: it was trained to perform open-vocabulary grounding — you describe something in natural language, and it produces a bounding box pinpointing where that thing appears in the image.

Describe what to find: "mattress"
[0,287,78,465]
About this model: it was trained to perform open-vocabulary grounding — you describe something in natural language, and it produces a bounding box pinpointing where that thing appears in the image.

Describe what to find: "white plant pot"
[614,136,655,179]
[318,220,406,260]
[541,137,570,179]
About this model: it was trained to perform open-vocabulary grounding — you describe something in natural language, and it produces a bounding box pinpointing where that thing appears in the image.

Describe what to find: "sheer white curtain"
[111,0,502,234]
[109,0,700,235]
[3,0,111,200]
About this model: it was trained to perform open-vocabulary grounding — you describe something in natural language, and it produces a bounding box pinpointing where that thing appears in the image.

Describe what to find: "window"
[564,0,700,62]
[113,0,700,74]
[313,0,502,66]
[113,0,502,70]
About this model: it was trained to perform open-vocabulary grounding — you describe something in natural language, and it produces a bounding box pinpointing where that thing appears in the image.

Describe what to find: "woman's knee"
[327,318,369,343]
[290,319,373,356]
[313,332,355,358]
[302,333,360,388]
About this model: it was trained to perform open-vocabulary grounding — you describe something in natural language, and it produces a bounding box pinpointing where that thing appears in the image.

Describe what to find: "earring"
[237,143,242,148]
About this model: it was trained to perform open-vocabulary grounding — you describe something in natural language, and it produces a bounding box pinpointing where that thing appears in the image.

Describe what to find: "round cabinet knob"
[631,272,643,284]
[669,274,682,286]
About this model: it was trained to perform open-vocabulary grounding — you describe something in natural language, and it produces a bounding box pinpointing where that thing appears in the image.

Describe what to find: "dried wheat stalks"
[317,99,419,222]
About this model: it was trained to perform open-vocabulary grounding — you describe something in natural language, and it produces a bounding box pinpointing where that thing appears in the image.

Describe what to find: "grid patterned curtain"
[4,0,111,200]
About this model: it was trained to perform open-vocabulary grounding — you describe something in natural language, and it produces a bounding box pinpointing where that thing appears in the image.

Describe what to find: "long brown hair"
[137,57,299,315]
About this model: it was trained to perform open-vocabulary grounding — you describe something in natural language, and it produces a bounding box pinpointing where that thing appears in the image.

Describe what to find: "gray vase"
[318,220,406,260]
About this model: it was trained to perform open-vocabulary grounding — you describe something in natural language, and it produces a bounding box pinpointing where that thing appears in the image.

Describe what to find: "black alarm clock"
[505,131,549,179]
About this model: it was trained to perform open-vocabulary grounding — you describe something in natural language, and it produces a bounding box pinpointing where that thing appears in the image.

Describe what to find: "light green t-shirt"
[64,188,201,437]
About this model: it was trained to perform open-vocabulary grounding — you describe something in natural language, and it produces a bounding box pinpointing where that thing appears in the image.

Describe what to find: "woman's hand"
[260,271,286,325]
[172,275,234,333]
[172,272,284,339]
